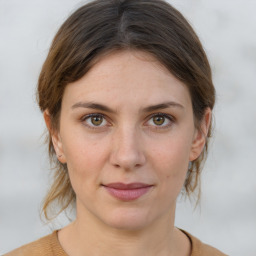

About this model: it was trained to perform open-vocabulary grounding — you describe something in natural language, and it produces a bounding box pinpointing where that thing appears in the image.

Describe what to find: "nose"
[109,126,146,170]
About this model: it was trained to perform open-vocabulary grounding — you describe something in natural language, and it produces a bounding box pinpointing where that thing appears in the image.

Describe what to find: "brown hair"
[37,0,215,220]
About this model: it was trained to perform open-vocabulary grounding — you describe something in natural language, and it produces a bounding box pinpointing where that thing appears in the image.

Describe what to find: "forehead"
[62,50,192,110]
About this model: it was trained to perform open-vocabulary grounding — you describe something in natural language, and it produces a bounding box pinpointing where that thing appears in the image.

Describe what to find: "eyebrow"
[71,101,184,113]
[142,102,184,112]
[72,102,115,113]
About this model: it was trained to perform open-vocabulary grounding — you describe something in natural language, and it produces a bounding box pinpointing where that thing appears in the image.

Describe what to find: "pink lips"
[103,183,153,201]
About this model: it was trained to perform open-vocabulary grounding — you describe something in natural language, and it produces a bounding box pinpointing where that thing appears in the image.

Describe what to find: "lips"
[102,183,153,201]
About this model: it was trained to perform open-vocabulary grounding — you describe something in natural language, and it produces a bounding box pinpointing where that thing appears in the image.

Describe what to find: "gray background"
[1,0,256,255]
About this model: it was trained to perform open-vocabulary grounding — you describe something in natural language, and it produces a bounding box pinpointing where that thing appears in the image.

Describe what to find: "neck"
[58,205,190,256]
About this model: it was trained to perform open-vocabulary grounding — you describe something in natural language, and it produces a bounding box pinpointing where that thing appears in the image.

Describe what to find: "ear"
[189,108,212,161]
[43,110,66,164]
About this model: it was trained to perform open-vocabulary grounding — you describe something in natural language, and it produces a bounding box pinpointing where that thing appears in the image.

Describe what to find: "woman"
[6,0,227,255]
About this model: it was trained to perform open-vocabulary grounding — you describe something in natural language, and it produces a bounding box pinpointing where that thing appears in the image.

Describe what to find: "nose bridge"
[110,123,145,169]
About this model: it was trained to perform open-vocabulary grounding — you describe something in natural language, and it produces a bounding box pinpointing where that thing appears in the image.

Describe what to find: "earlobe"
[51,132,66,164]
[43,110,66,163]
[189,108,212,161]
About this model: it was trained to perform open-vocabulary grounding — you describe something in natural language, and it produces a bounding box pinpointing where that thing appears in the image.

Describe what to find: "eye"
[82,114,108,128]
[146,113,173,128]
[152,115,165,126]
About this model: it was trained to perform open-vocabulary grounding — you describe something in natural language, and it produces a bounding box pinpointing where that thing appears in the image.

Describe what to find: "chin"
[101,207,153,231]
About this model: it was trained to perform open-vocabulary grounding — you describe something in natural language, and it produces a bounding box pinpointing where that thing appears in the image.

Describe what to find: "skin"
[44,50,211,256]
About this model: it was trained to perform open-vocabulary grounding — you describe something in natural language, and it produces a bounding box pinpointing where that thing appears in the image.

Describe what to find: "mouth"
[102,183,154,201]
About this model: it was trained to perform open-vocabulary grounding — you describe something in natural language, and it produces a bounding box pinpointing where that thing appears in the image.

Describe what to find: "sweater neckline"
[51,229,199,256]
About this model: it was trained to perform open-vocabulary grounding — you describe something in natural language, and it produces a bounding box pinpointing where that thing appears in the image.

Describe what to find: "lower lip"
[103,186,153,201]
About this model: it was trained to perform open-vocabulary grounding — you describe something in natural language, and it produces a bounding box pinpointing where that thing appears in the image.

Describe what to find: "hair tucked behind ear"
[38,0,215,220]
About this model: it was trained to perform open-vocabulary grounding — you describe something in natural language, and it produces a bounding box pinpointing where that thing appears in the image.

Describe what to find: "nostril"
[110,150,146,170]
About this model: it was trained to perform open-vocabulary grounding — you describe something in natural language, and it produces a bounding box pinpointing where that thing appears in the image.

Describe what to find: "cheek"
[153,136,191,167]
[148,134,192,185]
[60,131,110,186]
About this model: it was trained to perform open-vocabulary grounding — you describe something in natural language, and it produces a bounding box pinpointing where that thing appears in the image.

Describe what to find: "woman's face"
[50,50,208,230]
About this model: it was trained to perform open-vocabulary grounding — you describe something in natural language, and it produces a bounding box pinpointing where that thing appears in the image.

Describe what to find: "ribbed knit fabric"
[5,229,227,256]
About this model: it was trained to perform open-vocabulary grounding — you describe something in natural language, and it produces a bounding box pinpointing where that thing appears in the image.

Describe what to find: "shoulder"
[180,229,228,256]
[4,231,67,256]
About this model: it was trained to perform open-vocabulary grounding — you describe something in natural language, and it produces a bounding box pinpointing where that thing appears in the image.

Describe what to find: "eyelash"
[81,113,108,130]
[81,113,174,130]
[146,113,174,130]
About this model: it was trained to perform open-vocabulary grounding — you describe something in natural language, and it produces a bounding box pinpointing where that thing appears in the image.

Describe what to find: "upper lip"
[103,183,153,190]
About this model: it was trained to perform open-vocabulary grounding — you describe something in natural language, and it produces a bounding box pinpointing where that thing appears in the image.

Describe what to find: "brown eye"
[91,115,103,126]
[83,114,107,128]
[153,115,165,126]
[146,113,173,129]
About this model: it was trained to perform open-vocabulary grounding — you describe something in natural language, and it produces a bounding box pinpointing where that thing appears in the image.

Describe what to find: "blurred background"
[0,0,256,255]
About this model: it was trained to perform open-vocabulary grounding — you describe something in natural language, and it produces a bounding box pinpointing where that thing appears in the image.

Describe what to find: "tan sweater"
[5,230,227,256]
